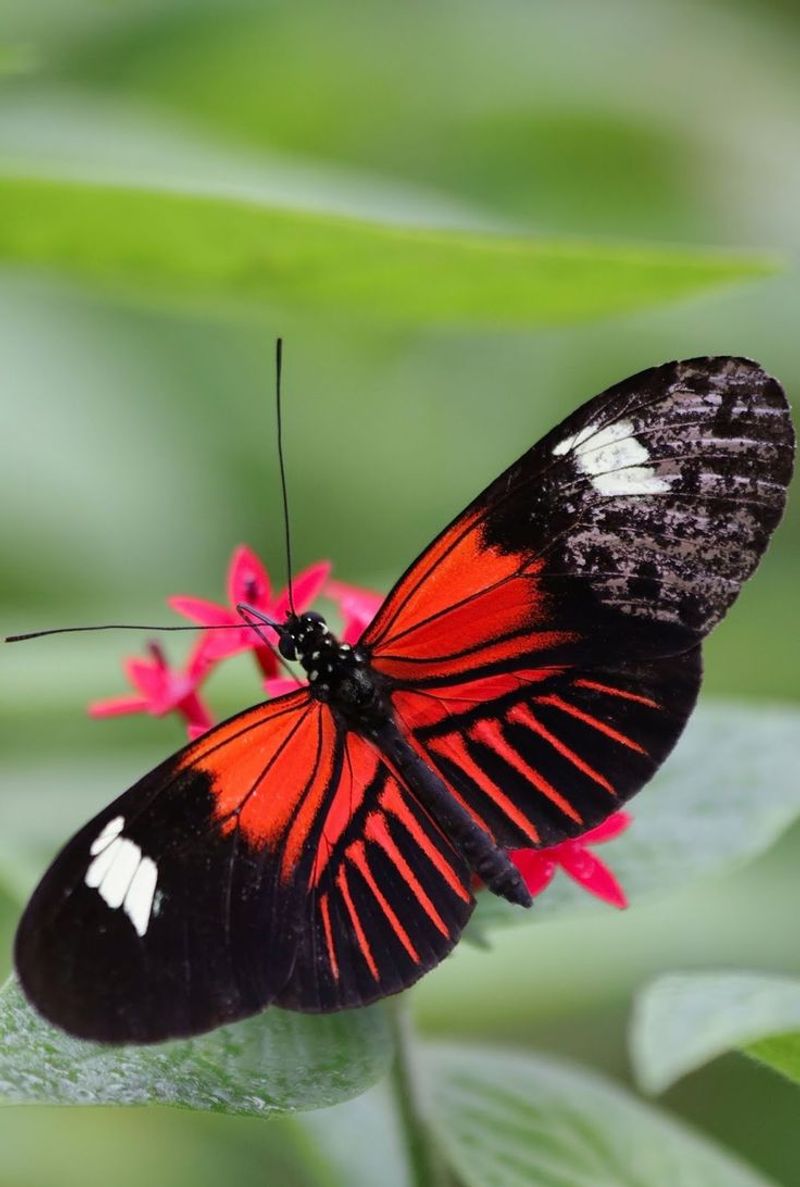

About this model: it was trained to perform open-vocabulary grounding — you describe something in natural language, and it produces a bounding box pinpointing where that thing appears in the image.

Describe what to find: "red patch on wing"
[178,690,342,880]
[366,514,553,682]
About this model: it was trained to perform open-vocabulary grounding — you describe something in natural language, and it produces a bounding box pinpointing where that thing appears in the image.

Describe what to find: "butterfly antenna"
[4,621,268,644]
[275,337,296,617]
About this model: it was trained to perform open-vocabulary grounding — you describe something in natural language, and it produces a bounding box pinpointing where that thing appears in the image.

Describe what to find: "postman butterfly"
[13,356,795,1043]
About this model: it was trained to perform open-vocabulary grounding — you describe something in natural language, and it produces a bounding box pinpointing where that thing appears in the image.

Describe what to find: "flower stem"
[388,997,450,1187]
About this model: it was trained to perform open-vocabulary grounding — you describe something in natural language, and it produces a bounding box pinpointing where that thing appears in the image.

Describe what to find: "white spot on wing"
[85,820,159,935]
[123,856,158,937]
[591,468,672,495]
[553,418,672,496]
[552,422,596,455]
[85,836,123,888]
[97,838,141,908]
[89,815,124,856]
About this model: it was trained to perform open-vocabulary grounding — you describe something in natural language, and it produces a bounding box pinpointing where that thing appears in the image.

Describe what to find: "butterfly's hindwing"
[392,649,701,848]
[278,733,474,1011]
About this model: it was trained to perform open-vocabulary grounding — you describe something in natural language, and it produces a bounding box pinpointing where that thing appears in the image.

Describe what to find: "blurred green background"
[1,0,799,1184]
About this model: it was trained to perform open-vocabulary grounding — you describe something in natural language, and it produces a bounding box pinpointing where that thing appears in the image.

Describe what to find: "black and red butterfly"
[14,356,795,1043]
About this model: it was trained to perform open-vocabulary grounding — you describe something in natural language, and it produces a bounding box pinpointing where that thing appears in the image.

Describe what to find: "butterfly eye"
[303,611,325,626]
[278,635,297,661]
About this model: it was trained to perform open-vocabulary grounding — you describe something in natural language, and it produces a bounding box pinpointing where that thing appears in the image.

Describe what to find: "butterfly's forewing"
[366,357,794,847]
[15,689,332,1042]
[16,689,474,1039]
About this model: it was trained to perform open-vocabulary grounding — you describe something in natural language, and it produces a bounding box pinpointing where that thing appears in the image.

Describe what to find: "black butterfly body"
[14,357,795,1042]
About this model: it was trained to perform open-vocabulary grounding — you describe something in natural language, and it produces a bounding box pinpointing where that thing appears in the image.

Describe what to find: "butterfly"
[14,356,795,1044]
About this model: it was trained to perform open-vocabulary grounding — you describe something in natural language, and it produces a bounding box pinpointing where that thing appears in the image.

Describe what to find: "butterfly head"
[277,611,378,714]
[276,611,328,662]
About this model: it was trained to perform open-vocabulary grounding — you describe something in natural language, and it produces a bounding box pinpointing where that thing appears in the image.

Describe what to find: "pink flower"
[325,578,383,644]
[88,642,214,741]
[510,812,632,909]
[169,545,330,679]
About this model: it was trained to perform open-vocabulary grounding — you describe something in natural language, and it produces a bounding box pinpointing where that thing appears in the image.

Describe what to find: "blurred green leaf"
[631,971,800,1094]
[427,1042,778,1186]
[0,43,37,76]
[0,979,392,1113]
[748,1033,800,1085]
[473,701,800,931]
[0,177,776,326]
[50,3,711,240]
[299,1081,412,1187]
[0,1106,325,1187]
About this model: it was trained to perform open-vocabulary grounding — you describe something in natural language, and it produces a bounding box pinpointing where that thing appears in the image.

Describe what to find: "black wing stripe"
[508,702,617,792]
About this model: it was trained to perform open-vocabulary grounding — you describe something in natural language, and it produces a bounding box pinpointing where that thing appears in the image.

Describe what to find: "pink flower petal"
[167,595,237,628]
[509,849,557,897]
[341,608,375,646]
[227,545,272,610]
[253,644,280,680]
[271,560,332,621]
[179,691,214,735]
[124,657,163,699]
[581,811,632,845]
[189,627,254,671]
[326,578,383,613]
[88,694,149,718]
[151,681,195,716]
[186,635,217,682]
[186,722,210,741]
[558,846,628,909]
[264,676,305,698]
[325,578,383,642]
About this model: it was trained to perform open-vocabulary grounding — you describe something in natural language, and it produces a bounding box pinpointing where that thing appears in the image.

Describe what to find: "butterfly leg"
[373,720,533,908]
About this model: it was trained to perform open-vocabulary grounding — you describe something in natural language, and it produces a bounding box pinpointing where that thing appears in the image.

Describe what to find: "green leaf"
[747,1033,800,1085]
[0,978,392,1114]
[299,1081,413,1187]
[0,175,776,326]
[630,971,800,1094]
[473,701,800,931]
[427,1042,779,1187]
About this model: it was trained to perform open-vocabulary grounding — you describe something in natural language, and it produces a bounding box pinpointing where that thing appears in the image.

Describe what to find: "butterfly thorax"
[280,611,387,727]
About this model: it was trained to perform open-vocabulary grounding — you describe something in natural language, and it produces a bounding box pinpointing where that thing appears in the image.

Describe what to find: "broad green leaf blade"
[427,1042,779,1187]
[473,701,800,931]
[0,89,484,230]
[631,971,800,1094]
[0,176,776,326]
[0,979,392,1114]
